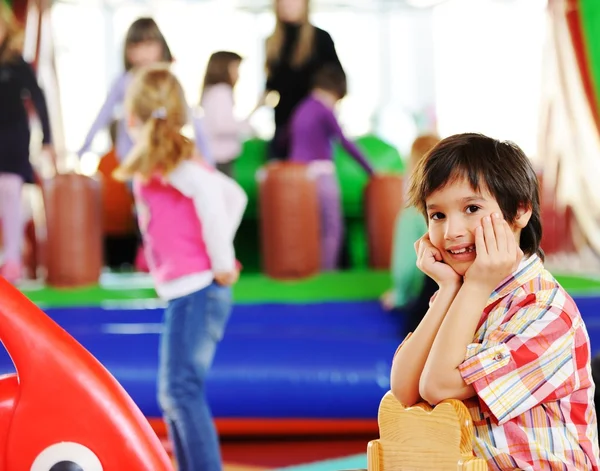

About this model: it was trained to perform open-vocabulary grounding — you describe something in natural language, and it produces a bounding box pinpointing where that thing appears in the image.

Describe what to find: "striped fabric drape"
[538,0,600,266]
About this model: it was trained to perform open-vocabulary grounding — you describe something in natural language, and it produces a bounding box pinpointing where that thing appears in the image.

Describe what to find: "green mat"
[18,271,600,308]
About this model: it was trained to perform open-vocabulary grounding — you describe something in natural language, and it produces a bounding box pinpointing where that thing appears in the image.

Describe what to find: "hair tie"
[152,107,167,119]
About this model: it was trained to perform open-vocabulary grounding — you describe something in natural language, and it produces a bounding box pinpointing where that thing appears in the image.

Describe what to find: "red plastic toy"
[0,277,174,470]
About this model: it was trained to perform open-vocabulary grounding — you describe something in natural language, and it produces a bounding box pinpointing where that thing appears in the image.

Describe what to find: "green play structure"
[21,271,600,308]
[232,135,405,273]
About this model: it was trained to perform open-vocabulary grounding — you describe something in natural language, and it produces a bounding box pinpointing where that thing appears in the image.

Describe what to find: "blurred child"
[200,51,254,177]
[288,64,374,271]
[78,17,212,164]
[114,64,247,471]
[0,4,56,283]
[381,134,440,333]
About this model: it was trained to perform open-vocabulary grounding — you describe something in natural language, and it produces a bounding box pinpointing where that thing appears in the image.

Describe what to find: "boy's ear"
[514,204,532,229]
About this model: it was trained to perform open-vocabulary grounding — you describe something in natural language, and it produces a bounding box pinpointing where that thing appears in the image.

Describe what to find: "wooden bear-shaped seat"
[366,392,488,471]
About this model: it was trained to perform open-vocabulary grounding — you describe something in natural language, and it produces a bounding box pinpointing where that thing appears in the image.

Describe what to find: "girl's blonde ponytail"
[113,64,195,181]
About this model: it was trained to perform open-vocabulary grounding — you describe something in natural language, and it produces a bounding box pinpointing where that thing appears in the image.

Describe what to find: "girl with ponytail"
[114,64,247,471]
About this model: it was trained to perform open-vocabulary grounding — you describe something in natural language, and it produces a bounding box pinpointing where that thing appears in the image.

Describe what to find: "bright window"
[432,0,548,157]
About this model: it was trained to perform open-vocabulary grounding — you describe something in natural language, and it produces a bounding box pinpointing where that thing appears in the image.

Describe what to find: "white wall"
[50,0,547,161]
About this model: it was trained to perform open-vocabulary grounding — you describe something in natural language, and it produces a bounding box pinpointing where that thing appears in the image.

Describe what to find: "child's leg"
[316,173,344,271]
[0,173,24,275]
[157,283,233,471]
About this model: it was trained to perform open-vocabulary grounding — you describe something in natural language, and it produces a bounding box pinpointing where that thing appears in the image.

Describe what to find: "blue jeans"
[157,282,232,471]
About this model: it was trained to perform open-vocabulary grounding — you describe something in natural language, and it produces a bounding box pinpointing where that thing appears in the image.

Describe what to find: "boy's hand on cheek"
[415,234,462,289]
[464,213,523,293]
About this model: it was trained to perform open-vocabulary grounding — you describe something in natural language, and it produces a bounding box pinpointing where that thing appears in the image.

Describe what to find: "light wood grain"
[367,392,488,471]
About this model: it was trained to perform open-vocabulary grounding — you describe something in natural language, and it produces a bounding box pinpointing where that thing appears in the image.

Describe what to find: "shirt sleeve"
[213,171,248,241]
[458,290,579,424]
[169,162,238,273]
[78,73,128,157]
[202,85,253,139]
[190,111,214,166]
[326,109,374,174]
[19,58,52,144]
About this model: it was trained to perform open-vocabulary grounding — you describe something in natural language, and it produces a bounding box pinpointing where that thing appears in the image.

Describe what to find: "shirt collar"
[485,254,544,307]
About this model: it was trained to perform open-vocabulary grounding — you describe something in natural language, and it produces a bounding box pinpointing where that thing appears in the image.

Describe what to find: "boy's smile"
[446,242,477,263]
[425,177,520,276]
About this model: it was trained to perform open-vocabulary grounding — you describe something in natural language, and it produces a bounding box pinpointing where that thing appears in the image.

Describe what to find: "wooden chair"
[366,391,488,471]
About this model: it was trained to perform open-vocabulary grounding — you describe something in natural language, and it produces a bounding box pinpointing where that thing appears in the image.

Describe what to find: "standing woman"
[0,3,55,283]
[264,0,343,160]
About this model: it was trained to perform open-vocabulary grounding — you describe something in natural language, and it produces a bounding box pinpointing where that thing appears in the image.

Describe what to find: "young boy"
[390,133,599,470]
[288,64,374,271]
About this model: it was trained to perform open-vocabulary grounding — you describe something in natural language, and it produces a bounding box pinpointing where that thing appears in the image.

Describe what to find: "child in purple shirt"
[289,64,374,270]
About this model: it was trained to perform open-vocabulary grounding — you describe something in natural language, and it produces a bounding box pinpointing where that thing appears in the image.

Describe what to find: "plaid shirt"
[457,254,600,470]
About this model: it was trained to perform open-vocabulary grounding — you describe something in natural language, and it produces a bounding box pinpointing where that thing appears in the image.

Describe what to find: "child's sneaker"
[1,260,23,284]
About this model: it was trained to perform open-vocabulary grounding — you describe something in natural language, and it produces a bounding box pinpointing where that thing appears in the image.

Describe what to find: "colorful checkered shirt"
[456,254,600,470]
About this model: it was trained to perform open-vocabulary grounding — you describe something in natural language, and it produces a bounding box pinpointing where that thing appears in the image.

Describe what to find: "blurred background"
[3,0,600,469]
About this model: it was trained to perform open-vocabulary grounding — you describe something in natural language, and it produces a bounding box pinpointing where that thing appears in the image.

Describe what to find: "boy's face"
[425,177,523,276]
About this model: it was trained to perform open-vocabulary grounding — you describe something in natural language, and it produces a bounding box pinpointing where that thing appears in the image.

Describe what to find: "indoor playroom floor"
[158,434,371,470]
[18,270,600,471]
[223,437,370,471]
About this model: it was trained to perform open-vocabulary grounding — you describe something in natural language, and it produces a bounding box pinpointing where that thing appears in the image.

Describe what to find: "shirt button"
[493,354,504,361]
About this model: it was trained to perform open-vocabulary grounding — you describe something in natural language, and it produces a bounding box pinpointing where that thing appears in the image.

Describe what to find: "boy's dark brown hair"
[408,133,543,260]
[312,63,347,100]
[123,17,173,70]
[202,51,242,95]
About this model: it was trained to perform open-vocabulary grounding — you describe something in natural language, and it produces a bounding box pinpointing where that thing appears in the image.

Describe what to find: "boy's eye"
[429,212,444,220]
[466,205,480,214]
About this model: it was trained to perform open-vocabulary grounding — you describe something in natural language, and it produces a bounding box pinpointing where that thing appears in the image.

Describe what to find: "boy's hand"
[415,234,462,288]
[464,213,523,293]
[214,270,239,287]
